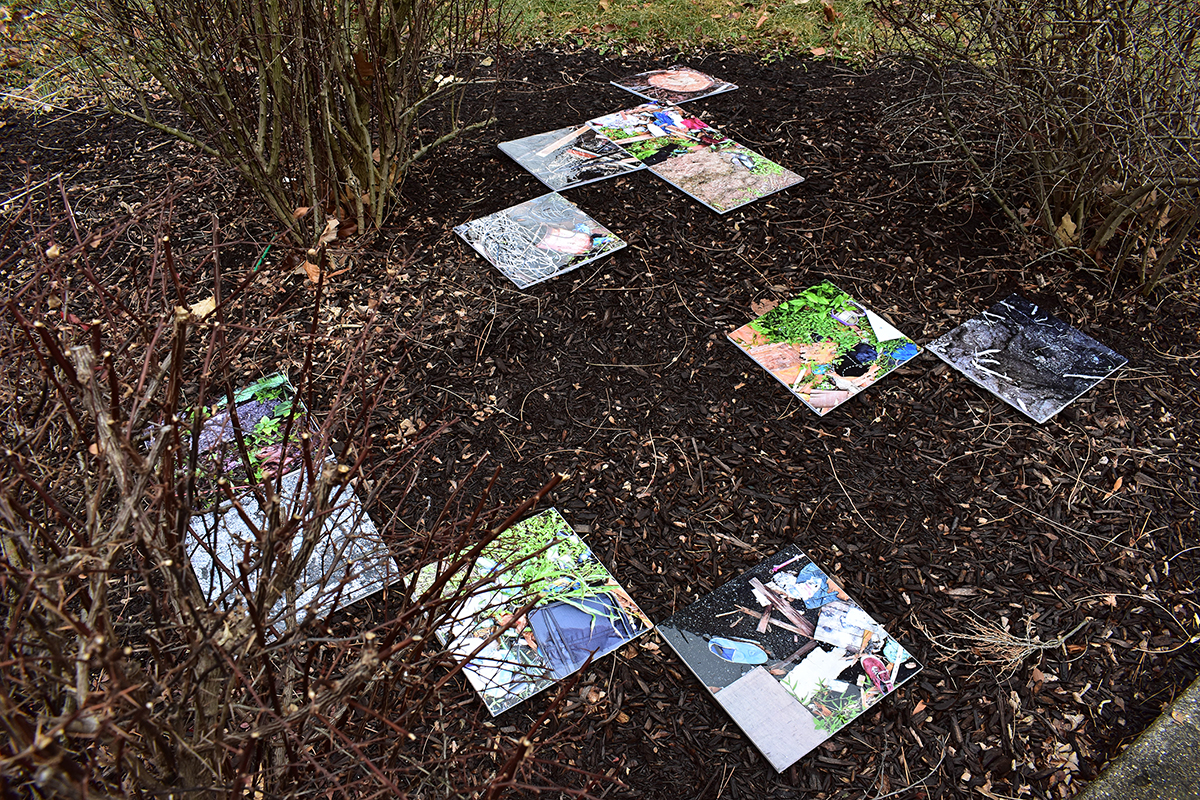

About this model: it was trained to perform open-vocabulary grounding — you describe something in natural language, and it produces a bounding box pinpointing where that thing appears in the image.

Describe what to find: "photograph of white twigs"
[455,192,627,288]
[926,293,1127,423]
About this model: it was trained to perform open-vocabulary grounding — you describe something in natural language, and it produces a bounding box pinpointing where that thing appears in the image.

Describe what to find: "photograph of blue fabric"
[413,508,652,715]
[528,593,642,680]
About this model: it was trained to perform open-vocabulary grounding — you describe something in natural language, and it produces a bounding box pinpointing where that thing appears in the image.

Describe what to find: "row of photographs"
[458,208,1128,424]
[409,509,921,773]
[177,374,918,767]
[184,411,919,773]
[177,385,915,769]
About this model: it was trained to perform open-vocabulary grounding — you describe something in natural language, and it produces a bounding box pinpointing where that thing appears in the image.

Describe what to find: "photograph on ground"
[589,103,802,213]
[188,469,396,636]
[728,282,922,415]
[183,375,396,636]
[610,65,738,104]
[658,545,921,771]
[454,192,627,288]
[498,125,644,191]
[925,293,1128,423]
[187,373,312,506]
[412,508,652,716]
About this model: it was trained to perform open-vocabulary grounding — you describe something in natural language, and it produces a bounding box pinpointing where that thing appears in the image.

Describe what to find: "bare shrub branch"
[877,0,1200,291]
[58,0,510,244]
[0,184,595,797]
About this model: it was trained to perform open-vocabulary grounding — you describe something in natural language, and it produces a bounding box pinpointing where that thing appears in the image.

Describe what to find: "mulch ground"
[2,46,1198,800]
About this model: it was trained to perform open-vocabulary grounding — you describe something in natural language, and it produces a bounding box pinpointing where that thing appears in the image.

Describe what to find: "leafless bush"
[59,0,508,243]
[0,184,601,797]
[877,0,1200,291]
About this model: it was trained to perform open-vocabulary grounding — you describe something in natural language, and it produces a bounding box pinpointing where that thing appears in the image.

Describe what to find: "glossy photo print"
[183,375,396,637]
[589,103,803,214]
[498,125,644,191]
[728,282,922,415]
[658,546,921,772]
[188,468,396,637]
[455,192,627,288]
[187,373,312,506]
[926,293,1128,423]
[610,65,738,104]
[413,509,652,716]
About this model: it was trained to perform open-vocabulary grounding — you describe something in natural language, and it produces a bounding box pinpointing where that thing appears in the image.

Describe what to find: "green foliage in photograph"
[802,679,864,733]
[750,282,862,350]
[747,155,786,176]
[484,510,611,603]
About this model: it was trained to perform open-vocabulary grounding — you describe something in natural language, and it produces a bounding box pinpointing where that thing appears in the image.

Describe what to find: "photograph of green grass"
[728,282,921,414]
[414,509,652,715]
[188,373,310,505]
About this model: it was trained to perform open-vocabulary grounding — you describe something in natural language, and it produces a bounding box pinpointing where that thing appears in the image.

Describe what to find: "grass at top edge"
[0,0,891,104]
[507,0,889,62]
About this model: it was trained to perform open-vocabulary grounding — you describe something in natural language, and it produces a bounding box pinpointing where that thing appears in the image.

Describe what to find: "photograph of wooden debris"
[0,0,1196,796]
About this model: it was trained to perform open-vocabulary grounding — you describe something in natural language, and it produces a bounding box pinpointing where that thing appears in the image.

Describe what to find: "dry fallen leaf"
[912,699,927,714]
[756,11,769,27]
[189,295,217,319]
[751,298,780,316]
[46,294,61,309]
[810,46,827,56]
[1055,212,1079,246]
[303,260,321,283]
[293,206,311,219]
[822,1,837,22]
[318,217,340,247]
[598,0,609,10]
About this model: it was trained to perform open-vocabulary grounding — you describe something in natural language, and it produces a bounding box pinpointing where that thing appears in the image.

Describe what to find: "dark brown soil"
[3,46,1198,800]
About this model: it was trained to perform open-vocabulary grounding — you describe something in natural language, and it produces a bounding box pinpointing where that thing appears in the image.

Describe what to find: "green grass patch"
[510,0,883,60]
[0,0,91,106]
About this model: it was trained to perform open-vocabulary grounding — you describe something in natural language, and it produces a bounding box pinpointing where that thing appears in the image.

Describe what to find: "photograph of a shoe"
[658,545,921,771]
[709,637,769,664]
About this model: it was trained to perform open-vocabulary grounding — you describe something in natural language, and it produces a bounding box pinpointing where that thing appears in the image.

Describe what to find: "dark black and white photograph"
[926,293,1128,423]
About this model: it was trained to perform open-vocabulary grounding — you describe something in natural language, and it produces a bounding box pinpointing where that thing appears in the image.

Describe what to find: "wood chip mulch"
[2,46,1197,800]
